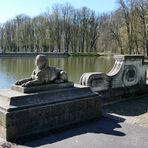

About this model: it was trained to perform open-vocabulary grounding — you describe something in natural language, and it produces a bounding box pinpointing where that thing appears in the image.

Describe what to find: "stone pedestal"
[0,83,101,141]
[11,81,74,93]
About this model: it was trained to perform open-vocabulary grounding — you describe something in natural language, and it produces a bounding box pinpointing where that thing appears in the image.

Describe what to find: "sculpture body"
[15,54,68,87]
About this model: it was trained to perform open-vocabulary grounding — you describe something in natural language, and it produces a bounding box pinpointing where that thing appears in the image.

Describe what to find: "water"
[0,56,115,89]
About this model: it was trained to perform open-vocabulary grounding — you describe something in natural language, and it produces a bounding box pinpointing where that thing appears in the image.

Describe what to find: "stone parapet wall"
[0,85,101,141]
[99,85,148,105]
[80,55,148,91]
[1,96,100,141]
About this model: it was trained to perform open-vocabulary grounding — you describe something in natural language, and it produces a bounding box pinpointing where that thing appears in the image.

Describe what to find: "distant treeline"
[0,0,148,55]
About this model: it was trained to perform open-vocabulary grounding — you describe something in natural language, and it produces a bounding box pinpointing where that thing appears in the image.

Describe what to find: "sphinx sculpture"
[15,54,68,87]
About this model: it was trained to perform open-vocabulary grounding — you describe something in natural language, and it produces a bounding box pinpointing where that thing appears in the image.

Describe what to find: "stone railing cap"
[114,55,144,61]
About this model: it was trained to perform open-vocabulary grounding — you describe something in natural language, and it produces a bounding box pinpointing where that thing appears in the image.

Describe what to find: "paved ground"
[103,95,148,128]
[0,96,148,148]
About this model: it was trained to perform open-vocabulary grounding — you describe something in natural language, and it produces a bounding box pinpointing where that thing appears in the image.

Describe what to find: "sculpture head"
[35,55,48,69]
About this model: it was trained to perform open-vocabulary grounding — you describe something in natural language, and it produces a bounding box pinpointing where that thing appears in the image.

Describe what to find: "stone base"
[0,84,101,141]
[99,85,148,106]
[11,81,74,93]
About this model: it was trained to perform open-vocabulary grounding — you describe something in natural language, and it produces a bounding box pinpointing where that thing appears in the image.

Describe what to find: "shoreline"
[0,52,112,58]
[0,52,70,58]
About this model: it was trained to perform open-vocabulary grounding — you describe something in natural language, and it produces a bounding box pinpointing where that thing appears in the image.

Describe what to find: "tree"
[109,10,124,54]
[135,0,148,56]
[61,3,74,53]
[1,1,148,55]
[119,0,134,54]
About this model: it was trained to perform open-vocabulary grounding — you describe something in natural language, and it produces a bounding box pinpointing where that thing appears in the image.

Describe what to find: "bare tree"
[119,0,134,54]
[135,0,148,56]
[1,1,147,55]
[109,10,124,54]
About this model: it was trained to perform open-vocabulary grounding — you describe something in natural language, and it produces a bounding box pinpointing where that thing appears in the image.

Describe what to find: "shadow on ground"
[18,117,125,147]
[103,96,148,116]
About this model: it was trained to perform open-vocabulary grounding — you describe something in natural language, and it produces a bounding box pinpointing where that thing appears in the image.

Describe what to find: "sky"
[0,0,118,23]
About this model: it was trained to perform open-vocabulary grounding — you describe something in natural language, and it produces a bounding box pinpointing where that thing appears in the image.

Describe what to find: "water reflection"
[0,56,114,89]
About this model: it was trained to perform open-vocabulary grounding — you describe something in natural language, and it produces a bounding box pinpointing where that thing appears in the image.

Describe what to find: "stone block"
[11,81,74,93]
[0,85,101,141]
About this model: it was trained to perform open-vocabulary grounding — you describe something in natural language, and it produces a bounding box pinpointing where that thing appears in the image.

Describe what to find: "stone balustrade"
[80,55,147,91]
[80,55,148,105]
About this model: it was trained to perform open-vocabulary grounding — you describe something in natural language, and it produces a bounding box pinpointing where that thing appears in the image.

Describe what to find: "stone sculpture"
[15,54,68,87]
[1,54,101,141]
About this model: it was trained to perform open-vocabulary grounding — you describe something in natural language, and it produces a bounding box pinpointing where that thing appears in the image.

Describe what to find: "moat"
[0,56,114,89]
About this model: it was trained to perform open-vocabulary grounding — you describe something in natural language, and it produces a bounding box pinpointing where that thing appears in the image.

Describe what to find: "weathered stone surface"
[15,54,69,87]
[80,55,146,91]
[99,85,148,105]
[79,55,148,105]
[11,81,74,93]
[0,85,101,141]
[80,72,109,91]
